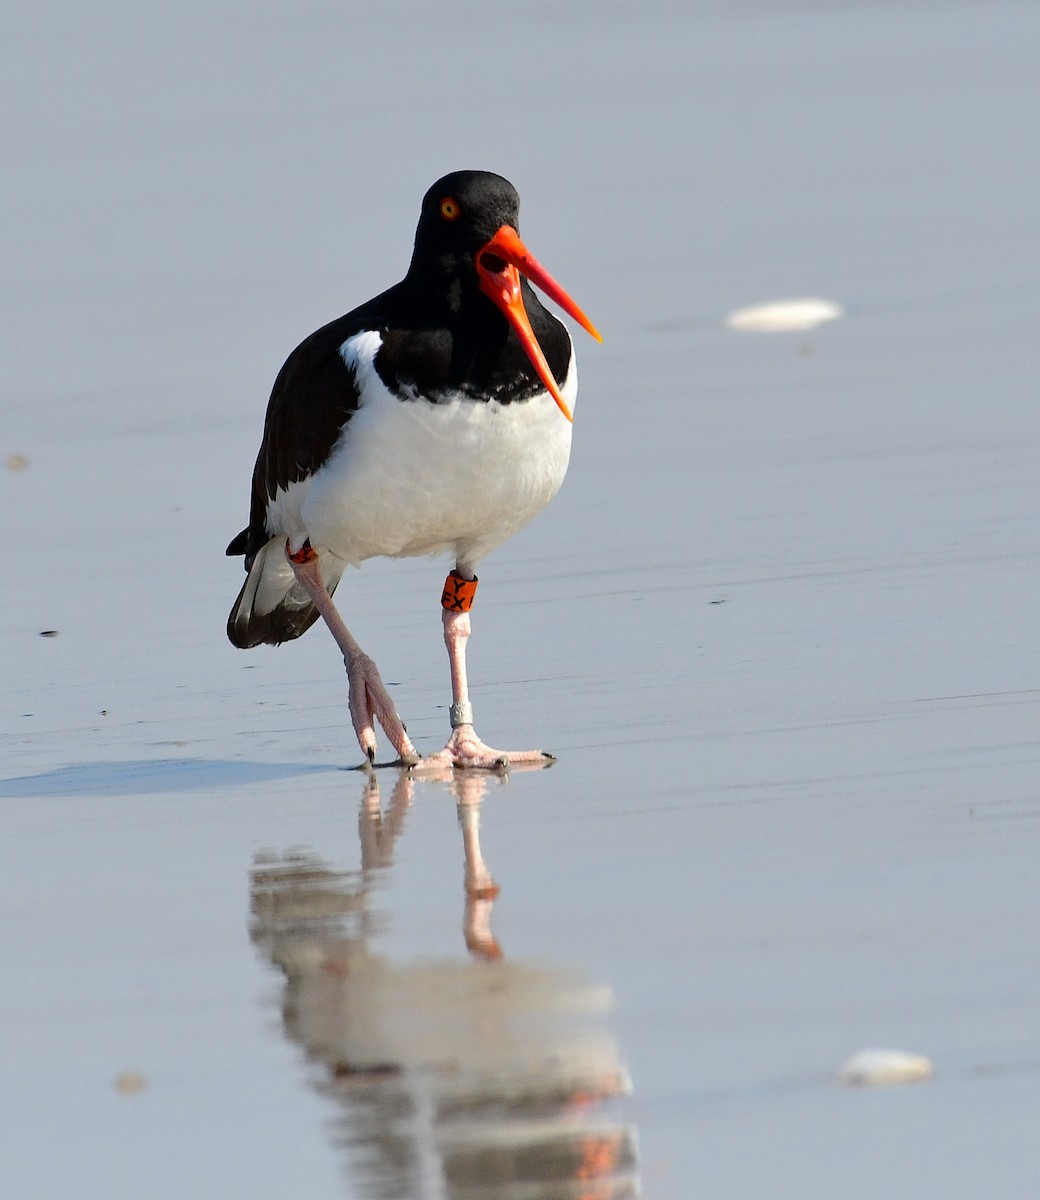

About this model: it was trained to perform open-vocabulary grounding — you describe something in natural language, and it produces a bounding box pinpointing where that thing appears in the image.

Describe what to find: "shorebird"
[226,170,600,768]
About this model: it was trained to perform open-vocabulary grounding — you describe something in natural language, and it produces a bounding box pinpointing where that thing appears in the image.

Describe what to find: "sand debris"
[114,1070,147,1096]
[837,1048,934,1087]
[726,297,844,332]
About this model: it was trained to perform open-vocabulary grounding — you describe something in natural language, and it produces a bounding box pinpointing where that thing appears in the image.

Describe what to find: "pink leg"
[287,544,417,766]
[417,601,554,771]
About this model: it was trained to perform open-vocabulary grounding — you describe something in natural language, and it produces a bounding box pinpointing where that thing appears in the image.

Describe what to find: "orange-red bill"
[474,224,601,422]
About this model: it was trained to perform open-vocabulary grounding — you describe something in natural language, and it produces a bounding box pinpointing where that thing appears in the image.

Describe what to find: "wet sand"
[3,1,1039,1196]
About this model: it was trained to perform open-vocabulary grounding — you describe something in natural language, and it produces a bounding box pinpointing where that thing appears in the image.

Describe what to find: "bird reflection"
[250,768,638,1199]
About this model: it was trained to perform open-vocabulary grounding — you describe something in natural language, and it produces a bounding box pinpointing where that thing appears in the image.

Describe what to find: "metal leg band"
[449,701,474,728]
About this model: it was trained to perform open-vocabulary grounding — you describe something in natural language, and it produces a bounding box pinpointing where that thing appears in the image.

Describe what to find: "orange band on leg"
[441,570,478,613]
[287,539,319,565]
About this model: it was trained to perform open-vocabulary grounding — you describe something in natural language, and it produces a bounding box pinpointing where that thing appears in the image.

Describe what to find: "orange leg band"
[287,539,319,565]
[441,570,478,613]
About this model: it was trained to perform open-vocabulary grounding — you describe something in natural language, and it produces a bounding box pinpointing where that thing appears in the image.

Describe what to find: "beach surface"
[3,1,1039,1195]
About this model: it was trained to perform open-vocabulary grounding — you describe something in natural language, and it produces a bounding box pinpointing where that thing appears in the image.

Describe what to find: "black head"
[408,170,521,280]
[399,170,600,421]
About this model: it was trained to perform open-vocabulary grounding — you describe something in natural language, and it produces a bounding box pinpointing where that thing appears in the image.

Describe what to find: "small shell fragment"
[837,1048,934,1087]
[725,297,844,332]
[114,1070,147,1095]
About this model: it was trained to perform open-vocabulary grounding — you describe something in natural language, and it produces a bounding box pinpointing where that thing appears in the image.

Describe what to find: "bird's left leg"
[287,541,418,766]
[417,569,554,770]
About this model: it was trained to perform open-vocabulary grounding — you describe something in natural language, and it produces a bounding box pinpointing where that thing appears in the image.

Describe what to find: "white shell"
[725,297,844,332]
[837,1048,934,1087]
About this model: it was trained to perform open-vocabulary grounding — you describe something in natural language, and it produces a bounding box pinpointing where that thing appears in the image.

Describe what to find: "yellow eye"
[439,196,461,221]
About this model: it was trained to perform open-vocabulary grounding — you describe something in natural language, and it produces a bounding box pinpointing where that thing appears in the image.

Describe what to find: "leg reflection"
[250,770,638,1200]
[456,773,502,961]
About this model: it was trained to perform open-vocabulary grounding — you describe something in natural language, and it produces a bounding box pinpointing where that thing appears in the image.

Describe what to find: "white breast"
[270,330,575,572]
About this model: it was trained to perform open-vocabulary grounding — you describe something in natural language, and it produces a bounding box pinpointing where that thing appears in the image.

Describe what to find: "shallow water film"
[4,1,1040,1196]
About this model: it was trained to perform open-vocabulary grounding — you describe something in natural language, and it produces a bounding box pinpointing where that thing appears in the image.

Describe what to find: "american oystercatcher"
[226,170,600,768]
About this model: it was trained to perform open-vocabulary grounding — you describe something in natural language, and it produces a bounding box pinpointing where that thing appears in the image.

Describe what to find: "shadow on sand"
[0,757,340,798]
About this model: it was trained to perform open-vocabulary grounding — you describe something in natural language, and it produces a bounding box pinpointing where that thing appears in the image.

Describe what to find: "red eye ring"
[439,196,461,221]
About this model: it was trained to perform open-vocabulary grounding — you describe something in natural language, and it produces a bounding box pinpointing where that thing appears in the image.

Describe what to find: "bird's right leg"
[286,541,418,766]
[417,569,554,770]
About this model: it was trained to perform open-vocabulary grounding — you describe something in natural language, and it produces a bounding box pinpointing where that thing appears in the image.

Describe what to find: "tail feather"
[227,537,344,648]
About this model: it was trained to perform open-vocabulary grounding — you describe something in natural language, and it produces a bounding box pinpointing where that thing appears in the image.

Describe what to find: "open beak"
[475,224,601,422]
